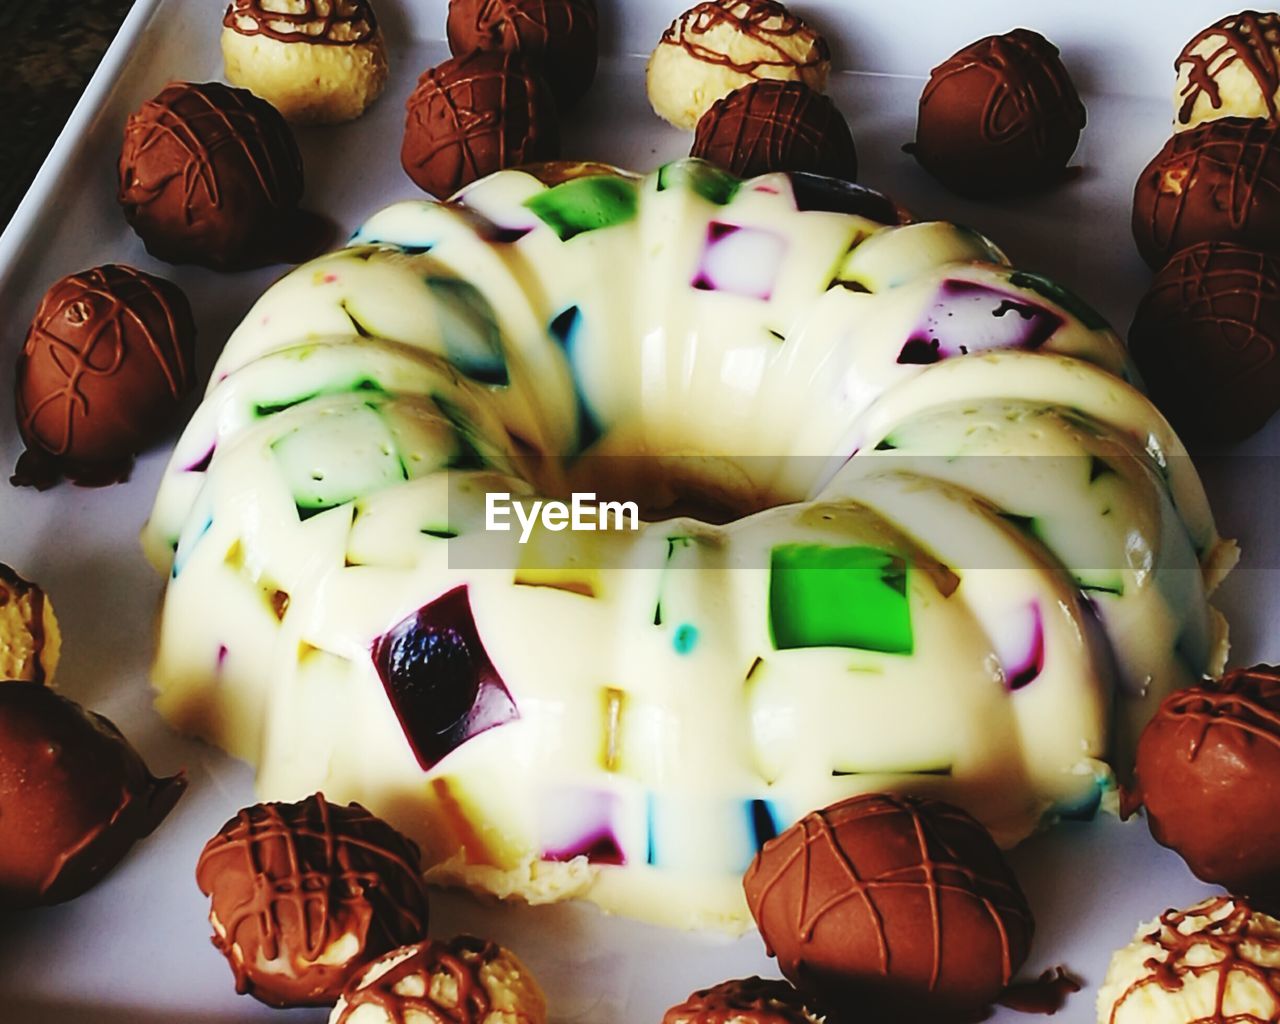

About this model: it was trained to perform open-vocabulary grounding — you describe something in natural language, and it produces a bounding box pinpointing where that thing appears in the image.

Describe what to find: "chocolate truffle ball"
[1133,118,1280,269]
[1130,666,1280,902]
[647,0,831,132]
[1128,241,1280,441]
[13,265,196,489]
[446,0,597,107]
[690,80,857,180]
[912,29,1085,199]
[0,563,60,683]
[402,51,560,199]
[743,793,1033,1021]
[1175,11,1280,131]
[0,682,186,910]
[196,792,430,1008]
[118,81,317,270]
[663,977,822,1024]
[329,935,548,1024]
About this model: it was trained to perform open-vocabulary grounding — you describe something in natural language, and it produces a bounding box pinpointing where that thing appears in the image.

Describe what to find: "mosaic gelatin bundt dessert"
[143,159,1235,931]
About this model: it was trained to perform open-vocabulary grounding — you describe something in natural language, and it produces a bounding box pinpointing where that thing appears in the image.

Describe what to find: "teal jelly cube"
[1007,270,1110,330]
[769,544,913,654]
[526,177,639,241]
[424,277,508,385]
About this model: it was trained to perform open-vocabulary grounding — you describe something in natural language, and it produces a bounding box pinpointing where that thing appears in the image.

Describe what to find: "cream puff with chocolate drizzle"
[222,0,389,124]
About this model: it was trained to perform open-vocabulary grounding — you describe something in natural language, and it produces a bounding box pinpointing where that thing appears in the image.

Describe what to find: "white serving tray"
[1,2,1276,1021]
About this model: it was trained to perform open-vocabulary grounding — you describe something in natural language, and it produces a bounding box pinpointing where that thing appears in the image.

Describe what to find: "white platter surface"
[0,2,1275,1021]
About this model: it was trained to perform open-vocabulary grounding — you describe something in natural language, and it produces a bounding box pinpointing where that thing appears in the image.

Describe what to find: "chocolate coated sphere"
[446,0,597,106]
[1133,118,1280,269]
[13,264,195,488]
[913,29,1085,199]
[196,792,430,1008]
[744,793,1032,1021]
[691,80,857,181]
[118,81,315,270]
[0,682,186,909]
[1132,666,1280,903]
[1128,241,1280,442]
[402,51,559,199]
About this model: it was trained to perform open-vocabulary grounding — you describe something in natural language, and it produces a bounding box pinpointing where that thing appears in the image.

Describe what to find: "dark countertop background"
[0,0,134,228]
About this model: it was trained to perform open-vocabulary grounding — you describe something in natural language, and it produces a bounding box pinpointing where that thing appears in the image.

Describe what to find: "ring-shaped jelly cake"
[143,159,1237,931]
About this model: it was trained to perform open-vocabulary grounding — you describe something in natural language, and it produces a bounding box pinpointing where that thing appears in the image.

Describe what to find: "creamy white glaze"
[143,160,1231,931]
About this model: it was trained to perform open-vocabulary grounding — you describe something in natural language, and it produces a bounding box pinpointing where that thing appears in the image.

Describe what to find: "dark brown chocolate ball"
[195,792,430,1008]
[690,80,857,181]
[0,682,186,910]
[446,0,597,107]
[118,81,319,271]
[1133,119,1280,270]
[1131,666,1280,903]
[743,793,1033,1022]
[12,265,196,489]
[402,50,560,199]
[912,29,1085,199]
[1128,241,1280,441]
[664,977,819,1024]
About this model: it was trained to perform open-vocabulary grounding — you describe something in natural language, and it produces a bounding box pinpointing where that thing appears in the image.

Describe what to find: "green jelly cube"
[272,405,407,514]
[656,160,741,206]
[526,177,639,241]
[769,544,913,654]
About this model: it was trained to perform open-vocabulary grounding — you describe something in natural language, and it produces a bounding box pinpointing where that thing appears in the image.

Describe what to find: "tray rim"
[0,0,170,295]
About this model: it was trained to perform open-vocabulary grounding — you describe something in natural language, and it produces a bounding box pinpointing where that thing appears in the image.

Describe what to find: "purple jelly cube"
[692,222,788,300]
[998,601,1045,691]
[371,585,518,771]
[539,785,628,865]
[898,279,1063,365]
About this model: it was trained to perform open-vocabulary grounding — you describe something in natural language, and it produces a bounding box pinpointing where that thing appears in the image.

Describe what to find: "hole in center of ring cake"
[555,451,791,525]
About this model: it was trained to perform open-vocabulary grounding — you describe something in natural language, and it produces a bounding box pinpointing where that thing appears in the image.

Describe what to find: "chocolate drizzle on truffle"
[1161,665,1280,755]
[913,29,1085,198]
[13,265,196,489]
[743,793,1033,1020]
[924,31,1080,152]
[118,81,324,270]
[446,0,598,106]
[1177,11,1280,126]
[402,51,559,199]
[691,80,857,180]
[1129,666,1280,900]
[17,268,191,454]
[1133,118,1280,268]
[223,0,379,44]
[662,1,830,76]
[334,935,500,1024]
[1128,241,1280,440]
[1106,898,1280,1024]
[124,83,295,228]
[196,793,430,1008]
[662,977,817,1024]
